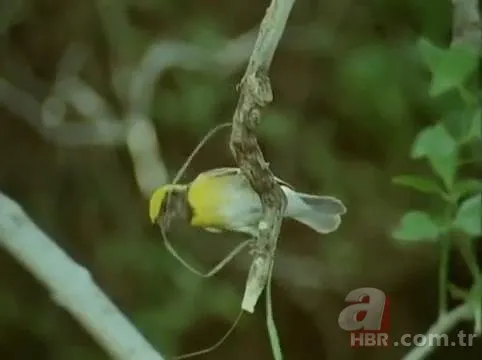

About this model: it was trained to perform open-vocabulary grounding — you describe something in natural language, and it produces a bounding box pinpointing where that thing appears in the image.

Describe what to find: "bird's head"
[149,184,188,225]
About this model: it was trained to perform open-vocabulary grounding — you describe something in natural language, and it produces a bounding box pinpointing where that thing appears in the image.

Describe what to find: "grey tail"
[290,193,346,234]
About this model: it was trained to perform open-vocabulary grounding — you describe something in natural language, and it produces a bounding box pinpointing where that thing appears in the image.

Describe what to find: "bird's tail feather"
[289,193,346,234]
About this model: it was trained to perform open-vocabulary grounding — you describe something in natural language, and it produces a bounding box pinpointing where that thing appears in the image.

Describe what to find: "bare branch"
[229,0,296,313]
[0,193,165,360]
[2,24,323,149]
[128,31,256,116]
[125,115,169,196]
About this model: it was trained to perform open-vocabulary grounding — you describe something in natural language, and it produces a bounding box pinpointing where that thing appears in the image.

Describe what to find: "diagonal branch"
[229,0,296,313]
[0,193,165,360]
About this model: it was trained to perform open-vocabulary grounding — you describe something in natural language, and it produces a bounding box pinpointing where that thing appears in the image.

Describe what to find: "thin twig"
[401,303,473,360]
[439,236,451,317]
[229,0,296,313]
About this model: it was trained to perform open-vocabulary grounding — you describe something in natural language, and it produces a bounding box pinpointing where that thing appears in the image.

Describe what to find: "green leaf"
[443,107,479,144]
[428,153,458,190]
[393,211,441,241]
[417,38,445,73]
[454,179,482,199]
[411,124,458,188]
[429,44,479,97]
[453,194,482,236]
[412,124,457,158]
[266,268,283,360]
[392,175,444,195]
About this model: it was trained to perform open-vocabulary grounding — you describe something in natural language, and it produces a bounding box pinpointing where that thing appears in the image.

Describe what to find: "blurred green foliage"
[392,35,481,345]
[393,38,481,241]
[0,0,481,360]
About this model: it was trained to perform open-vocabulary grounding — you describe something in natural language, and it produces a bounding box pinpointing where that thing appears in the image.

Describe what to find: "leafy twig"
[403,0,481,358]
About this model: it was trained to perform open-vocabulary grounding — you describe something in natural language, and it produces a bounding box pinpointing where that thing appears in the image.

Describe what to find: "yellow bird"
[149,167,346,237]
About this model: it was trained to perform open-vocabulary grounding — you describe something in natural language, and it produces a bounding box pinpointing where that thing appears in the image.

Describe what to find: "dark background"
[0,0,480,359]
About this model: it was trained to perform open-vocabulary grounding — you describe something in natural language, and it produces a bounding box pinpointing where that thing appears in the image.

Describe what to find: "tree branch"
[229,0,296,313]
[0,193,165,360]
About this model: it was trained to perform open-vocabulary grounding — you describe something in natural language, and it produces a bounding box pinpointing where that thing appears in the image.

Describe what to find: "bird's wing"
[196,167,295,190]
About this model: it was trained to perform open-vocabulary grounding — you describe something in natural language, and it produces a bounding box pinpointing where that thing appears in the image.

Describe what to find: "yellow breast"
[187,173,230,228]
